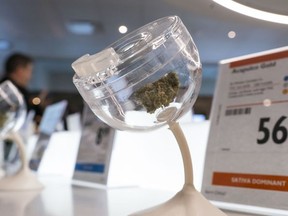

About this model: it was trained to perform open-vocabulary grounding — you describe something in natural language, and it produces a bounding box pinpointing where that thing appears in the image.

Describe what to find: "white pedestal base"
[130,185,226,216]
[130,122,226,216]
[0,168,43,191]
[0,132,44,191]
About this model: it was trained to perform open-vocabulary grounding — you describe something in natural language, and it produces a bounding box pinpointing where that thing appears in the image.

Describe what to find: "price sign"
[201,47,288,213]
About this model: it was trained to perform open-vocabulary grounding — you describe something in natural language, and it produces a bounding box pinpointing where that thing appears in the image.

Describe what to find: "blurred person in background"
[0,52,46,126]
[0,52,33,109]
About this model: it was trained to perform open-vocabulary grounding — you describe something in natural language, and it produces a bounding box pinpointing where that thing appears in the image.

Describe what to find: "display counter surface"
[0,177,257,216]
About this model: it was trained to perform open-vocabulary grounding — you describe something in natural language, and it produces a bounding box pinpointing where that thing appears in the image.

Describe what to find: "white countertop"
[0,177,258,216]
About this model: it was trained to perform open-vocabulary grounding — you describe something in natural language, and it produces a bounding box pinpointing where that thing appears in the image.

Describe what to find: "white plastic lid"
[72,47,121,81]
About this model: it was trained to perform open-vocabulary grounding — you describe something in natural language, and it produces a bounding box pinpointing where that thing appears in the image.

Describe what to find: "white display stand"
[202,46,288,215]
[110,119,210,191]
[73,121,210,190]
[37,131,81,179]
[69,109,211,190]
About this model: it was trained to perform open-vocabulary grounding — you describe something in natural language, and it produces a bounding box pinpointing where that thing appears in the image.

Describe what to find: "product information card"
[73,104,115,185]
[202,47,288,212]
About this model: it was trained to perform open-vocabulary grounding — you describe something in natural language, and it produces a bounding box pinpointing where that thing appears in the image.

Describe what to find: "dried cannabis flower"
[0,112,8,129]
[134,72,179,113]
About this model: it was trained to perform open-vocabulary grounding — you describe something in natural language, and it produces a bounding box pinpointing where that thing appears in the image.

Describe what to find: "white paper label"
[202,47,288,211]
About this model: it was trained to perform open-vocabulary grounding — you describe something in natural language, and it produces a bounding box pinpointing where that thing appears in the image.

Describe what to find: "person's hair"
[4,53,33,75]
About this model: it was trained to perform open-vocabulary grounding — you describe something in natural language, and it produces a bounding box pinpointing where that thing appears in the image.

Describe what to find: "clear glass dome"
[0,81,26,136]
[72,16,202,131]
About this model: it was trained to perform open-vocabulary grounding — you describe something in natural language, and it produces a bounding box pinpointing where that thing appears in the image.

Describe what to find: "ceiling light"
[0,40,11,50]
[213,0,288,25]
[67,21,95,35]
[228,31,236,38]
[119,25,128,34]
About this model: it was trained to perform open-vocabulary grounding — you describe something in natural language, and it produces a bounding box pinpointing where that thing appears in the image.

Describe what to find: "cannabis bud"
[134,72,179,113]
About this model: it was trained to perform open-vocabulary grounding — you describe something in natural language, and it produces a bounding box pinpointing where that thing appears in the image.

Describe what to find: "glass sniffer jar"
[72,16,201,130]
[72,16,226,216]
[0,81,43,191]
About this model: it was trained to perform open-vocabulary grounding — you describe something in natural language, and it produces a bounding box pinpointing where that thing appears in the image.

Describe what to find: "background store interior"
[0,0,288,121]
